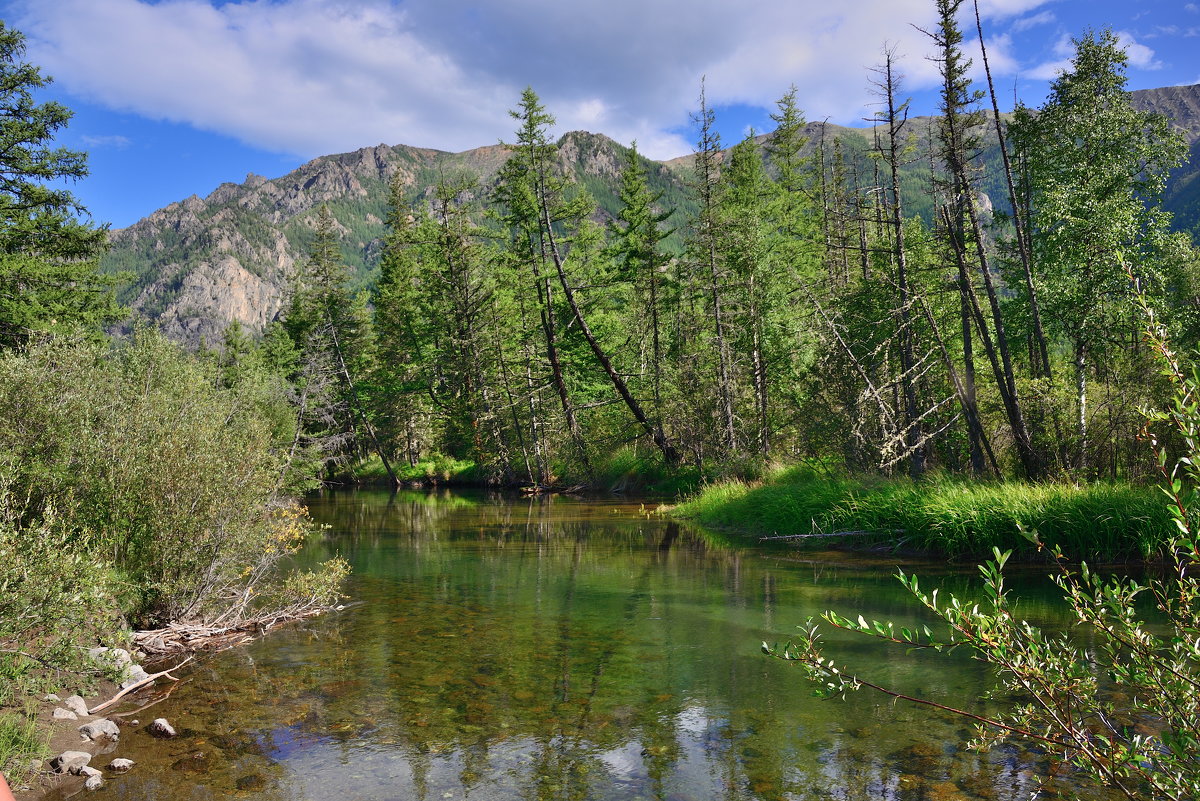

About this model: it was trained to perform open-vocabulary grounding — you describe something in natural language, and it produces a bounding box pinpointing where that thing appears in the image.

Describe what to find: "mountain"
[103,132,695,346]
[103,84,1200,346]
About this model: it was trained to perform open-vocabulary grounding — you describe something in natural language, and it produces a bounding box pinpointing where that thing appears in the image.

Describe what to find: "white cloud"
[1187,2,1199,12]
[81,134,132,149]
[1116,31,1163,70]
[1010,10,1055,33]
[9,0,1057,161]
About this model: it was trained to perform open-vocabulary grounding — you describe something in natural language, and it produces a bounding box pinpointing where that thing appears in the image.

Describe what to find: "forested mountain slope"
[103,84,1200,346]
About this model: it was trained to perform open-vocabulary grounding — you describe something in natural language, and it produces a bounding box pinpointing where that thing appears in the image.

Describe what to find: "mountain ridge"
[102,83,1200,347]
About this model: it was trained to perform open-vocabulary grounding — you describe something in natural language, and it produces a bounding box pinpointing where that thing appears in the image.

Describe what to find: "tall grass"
[672,467,1172,560]
[0,711,45,783]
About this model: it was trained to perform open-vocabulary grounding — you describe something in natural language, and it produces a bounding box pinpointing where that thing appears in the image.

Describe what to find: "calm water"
[54,490,1101,800]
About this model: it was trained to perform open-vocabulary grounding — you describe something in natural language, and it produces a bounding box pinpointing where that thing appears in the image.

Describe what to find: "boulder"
[63,695,90,716]
[120,663,151,689]
[52,708,78,721]
[108,758,135,772]
[148,718,177,738]
[50,751,91,774]
[85,774,104,790]
[79,719,121,741]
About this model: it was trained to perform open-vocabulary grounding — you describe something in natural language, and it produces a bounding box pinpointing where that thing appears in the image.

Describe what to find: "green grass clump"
[354,453,483,485]
[672,468,1172,560]
[589,447,703,497]
[0,710,47,783]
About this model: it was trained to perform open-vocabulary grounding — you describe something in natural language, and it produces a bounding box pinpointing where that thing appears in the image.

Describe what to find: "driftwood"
[131,603,347,656]
[759,529,905,541]
[87,656,194,715]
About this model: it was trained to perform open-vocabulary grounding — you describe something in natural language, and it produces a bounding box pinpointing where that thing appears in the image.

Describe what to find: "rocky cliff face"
[104,132,674,347]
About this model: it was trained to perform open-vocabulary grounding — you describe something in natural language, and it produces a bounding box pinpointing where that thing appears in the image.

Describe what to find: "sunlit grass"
[672,467,1172,560]
[0,710,46,783]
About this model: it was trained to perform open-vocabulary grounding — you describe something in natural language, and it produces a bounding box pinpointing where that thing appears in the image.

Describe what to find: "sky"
[2,0,1198,229]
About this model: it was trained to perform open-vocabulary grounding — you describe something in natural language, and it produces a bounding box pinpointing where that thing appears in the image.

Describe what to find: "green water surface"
[52,490,1104,801]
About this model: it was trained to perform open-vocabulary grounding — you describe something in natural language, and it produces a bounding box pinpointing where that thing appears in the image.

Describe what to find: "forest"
[263,20,1198,498]
[4,0,1200,795]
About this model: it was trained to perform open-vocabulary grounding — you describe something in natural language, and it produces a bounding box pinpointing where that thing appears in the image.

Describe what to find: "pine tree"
[0,22,120,348]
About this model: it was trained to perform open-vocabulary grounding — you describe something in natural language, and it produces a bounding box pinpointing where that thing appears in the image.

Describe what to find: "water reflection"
[46,490,1108,800]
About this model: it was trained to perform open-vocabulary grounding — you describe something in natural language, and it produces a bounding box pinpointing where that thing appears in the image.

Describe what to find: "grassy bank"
[352,447,705,496]
[671,467,1173,560]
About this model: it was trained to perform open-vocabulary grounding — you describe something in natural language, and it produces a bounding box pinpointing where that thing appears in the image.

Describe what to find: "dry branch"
[87,655,194,715]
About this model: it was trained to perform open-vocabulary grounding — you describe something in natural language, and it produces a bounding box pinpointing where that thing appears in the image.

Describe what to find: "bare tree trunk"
[878,51,925,480]
[973,0,1051,380]
[327,323,397,486]
[538,204,681,467]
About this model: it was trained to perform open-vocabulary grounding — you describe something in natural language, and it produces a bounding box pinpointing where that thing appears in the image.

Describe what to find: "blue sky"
[3,0,1198,229]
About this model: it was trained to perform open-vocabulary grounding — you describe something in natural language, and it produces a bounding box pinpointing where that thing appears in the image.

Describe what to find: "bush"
[0,331,346,628]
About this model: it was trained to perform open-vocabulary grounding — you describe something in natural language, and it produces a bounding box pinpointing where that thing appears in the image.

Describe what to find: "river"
[49,489,1100,800]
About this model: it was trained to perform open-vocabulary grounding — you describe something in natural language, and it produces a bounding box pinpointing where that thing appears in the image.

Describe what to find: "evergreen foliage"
[0,22,120,348]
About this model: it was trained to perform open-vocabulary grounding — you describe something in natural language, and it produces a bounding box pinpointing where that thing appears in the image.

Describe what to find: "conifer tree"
[0,22,120,348]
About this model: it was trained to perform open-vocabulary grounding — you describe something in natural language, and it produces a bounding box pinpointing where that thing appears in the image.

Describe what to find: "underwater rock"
[236,773,267,791]
[108,758,136,772]
[171,752,213,774]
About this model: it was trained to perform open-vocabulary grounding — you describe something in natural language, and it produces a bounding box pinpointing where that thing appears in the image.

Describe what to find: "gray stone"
[50,751,91,774]
[107,758,135,772]
[43,693,60,702]
[79,719,121,741]
[52,708,78,721]
[120,663,151,689]
[63,695,90,716]
[148,718,176,738]
[79,766,102,778]
[85,774,104,790]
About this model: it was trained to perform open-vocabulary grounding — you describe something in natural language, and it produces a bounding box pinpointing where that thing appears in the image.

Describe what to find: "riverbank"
[670,467,1172,561]
[351,448,704,496]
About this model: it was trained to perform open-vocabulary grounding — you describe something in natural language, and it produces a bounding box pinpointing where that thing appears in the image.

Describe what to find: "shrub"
[0,331,346,628]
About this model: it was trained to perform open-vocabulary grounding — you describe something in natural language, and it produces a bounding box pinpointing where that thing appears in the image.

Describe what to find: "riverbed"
[45,489,1101,800]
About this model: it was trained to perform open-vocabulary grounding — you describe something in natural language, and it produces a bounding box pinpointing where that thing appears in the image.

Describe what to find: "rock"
[235,773,267,791]
[43,693,61,702]
[148,718,177,738]
[50,751,91,774]
[52,708,78,721]
[79,766,102,778]
[120,663,151,689]
[85,774,104,790]
[108,758,135,772]
[170,752,212,774]
[63,695,90,716]
[79,719,121,741]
